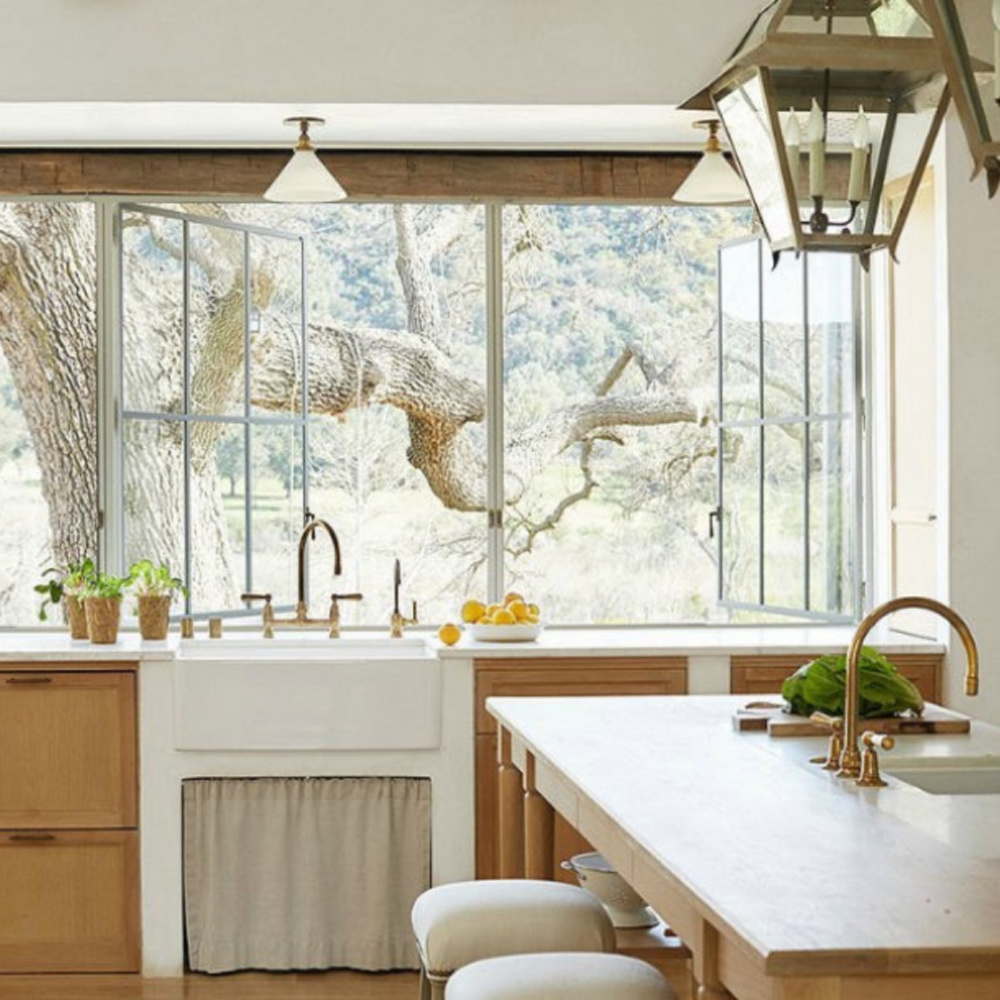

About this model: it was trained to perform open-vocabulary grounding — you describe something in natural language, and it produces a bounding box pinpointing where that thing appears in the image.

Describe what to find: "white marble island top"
[488,694,1000,981]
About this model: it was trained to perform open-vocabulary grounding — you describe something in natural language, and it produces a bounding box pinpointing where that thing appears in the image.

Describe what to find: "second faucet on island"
[241,519,417,639]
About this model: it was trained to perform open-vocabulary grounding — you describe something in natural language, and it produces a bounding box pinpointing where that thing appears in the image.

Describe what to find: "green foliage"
[782,648,926,719]
[33,557,96,621]
[129,559,187,598]
[82,571,130,601]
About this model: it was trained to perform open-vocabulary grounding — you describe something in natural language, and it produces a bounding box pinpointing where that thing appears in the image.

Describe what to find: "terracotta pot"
[85,596,122,645]
[64,594,89,640]
[137,594,172,641]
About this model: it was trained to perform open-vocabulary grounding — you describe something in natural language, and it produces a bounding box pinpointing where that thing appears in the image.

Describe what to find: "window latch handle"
[708,507,721,540]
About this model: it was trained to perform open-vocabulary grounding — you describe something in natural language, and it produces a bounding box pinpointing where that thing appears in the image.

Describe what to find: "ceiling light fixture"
[263,116,347,203]
[673,119,751,204]
[683,0,953,262]
[924,0,1000,197]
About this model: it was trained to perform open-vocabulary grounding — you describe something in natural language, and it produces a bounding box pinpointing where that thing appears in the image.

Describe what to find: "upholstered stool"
[412,880,616,999]
[445,952,677,1000]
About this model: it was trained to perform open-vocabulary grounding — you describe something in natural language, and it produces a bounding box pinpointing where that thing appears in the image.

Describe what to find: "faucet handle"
[240,592,274,639]
[857,731,895,788]
[331,593,363,603]
[809,712,845,771]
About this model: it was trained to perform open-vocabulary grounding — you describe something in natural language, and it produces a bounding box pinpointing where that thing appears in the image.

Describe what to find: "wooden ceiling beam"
[0,149,701,202]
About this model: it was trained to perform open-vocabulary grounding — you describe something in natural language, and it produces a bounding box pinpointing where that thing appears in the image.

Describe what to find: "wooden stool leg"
[429,978,447,1000]
[419,965,431,1000]
[523,751,555,880]
[498,727,525,878]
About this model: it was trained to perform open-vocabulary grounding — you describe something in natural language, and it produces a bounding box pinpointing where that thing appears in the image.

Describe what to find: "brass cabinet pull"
[5,676,53,685]
[8,833,56,842]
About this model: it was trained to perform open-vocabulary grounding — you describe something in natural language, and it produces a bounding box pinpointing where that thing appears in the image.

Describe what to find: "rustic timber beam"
[0,149,703,202]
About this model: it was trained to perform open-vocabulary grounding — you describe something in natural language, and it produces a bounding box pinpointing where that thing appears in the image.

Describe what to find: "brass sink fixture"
[823,596,979,787]
[390,558,418,639]
[241,519,363,638]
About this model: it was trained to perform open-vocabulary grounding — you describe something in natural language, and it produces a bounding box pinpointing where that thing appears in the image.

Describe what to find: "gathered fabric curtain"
[183,776,431,973]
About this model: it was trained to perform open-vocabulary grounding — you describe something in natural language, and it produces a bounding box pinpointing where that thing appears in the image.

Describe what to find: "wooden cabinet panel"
[476,658,688,734]
[0,671,137,828]
[730,653,943,704]
[0,830,140,973]
[474,657,687,878]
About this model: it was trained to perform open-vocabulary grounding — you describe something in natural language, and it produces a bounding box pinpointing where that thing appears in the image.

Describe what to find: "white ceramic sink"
[177,632,431,660]
[885,756,1000,795]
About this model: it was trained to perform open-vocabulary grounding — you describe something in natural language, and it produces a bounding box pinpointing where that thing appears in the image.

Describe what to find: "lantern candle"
[784,108,802,197]
[847,106,870,204]
[807,98,826,199]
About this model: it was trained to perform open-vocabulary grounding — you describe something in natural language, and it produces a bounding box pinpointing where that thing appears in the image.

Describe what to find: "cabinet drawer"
[0,830,140,972]
[0,671,136,828]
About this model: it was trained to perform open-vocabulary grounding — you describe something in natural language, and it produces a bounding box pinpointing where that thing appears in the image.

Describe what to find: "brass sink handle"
[839,596,979,782]
[241,592,275,639]
[390,601,419,639]
[857,731,895,788]
[809,713,845,771]
[328,593,363,638]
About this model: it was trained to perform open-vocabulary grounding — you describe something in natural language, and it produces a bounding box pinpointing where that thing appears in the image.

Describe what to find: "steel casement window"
[716,237,862,622]
[118,204,308,617]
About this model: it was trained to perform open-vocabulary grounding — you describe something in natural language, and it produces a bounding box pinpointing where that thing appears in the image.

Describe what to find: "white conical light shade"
[674,149,749,205]
[264,147,347,203]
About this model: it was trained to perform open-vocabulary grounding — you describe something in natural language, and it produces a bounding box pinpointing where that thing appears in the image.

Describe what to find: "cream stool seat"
[445,952,677,1000]
[412,880,616,999]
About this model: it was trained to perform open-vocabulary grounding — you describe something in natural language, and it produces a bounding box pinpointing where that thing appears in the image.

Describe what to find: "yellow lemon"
[525,613,540,624]
[528,603,540,617]
[476,614,492,625]
[438,622,462,646]
[486,603,502,616]
[508,600,530,621]
[493,608,517,625]
[461,599,486,624]
[503,591,525,606]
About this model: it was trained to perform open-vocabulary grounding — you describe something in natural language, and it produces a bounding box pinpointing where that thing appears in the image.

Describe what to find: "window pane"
[808,254,855,416]
[251,423,303,602]
[762,252,805,418]
[503,205,750,623]
[721,427,760,607]
[296,204,488,626]
[249,234,303,418]
[810,419,855,615]
[122,211,184,414]
[763,424,806,608]
[0,203,98,626]
[720,239,761,423]
[189,222,245,417]
[189,422,245,611]
[123,418,185,579]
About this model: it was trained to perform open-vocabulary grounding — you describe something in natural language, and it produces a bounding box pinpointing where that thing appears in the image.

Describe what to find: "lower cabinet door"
[0,830,140,972]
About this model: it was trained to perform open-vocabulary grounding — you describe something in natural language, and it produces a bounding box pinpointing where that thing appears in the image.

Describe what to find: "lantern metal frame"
[924,0,1000,196]
[683,0,952,261]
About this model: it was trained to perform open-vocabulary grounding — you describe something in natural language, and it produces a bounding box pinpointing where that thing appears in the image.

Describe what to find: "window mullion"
[485,203,505,605]
[243,231,253,596]
[182,220,193,616]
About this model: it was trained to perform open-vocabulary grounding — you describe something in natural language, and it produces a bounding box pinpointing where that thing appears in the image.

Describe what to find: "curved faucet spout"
[840,596,979,780]
[297,519,342,609]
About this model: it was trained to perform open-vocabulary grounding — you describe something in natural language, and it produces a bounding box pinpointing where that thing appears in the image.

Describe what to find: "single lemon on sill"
[461,599,486,624]
[508,600,529,621]
[438,622,462,646]
[503,591,524,606]
[493,608,517,625]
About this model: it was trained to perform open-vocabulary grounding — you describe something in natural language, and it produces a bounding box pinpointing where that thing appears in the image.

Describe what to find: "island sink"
[885,755,1000,795]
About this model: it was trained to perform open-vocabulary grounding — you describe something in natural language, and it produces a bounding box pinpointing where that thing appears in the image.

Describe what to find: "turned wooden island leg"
[693,921,735,999]
[497,727,525,879]
[523,751,555,880]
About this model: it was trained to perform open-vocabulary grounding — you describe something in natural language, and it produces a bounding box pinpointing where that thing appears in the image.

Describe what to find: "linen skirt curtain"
[183,776,431,973]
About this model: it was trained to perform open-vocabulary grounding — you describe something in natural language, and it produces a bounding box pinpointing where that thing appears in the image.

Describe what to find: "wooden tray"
[733,701,971,737]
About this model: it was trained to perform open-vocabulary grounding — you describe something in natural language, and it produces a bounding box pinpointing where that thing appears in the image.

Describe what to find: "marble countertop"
[0,625,944,662]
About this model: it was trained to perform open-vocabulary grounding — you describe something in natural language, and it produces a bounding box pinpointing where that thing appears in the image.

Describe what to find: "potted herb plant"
[34,558,96,639]
[129,560,186,640]
[82,572,129,645]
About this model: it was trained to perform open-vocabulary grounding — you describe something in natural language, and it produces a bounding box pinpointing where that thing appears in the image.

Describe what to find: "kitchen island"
[488,694,1000,999]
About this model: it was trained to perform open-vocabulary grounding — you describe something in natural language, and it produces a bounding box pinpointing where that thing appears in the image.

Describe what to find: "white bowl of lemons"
[464,593,544,643]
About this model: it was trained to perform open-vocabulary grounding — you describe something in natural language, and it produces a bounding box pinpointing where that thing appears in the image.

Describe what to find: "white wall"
[941,118,1000,723]
[0,0,745,106]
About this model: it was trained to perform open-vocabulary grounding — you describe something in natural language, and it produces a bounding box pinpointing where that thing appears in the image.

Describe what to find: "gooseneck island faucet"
[241,518,363,638]
[825,596,979,786]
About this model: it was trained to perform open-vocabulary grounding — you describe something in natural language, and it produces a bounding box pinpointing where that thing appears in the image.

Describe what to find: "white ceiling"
[0,0,755,149]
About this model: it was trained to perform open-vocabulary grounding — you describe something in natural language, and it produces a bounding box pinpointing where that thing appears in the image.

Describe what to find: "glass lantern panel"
[716,70,799,248]
[778,0,930,38]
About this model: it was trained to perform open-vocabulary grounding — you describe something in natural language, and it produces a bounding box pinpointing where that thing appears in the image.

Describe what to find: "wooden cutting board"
[733,701,971,737]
